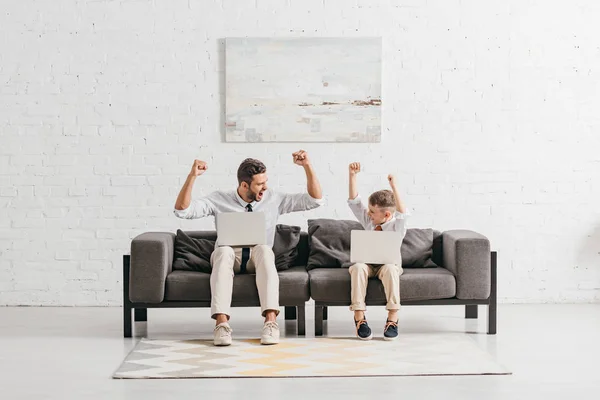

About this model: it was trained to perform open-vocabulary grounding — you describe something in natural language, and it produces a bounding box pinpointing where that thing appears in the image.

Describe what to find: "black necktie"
[240,203,253,274]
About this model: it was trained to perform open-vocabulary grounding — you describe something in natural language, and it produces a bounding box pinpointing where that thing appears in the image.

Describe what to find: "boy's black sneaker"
[355,319,373,340]
[383,320,399,341]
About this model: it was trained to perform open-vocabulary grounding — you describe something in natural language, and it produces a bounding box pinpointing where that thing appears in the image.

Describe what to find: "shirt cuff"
[395,208,411,219]
[308,193,326,206]
[347,195,362,205]
[173,207,191,218]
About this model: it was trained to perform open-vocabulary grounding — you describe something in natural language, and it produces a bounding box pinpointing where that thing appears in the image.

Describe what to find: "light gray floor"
[0,304,598,399]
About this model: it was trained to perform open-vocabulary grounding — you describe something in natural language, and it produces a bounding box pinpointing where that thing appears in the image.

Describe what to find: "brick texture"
[0,0,599,305]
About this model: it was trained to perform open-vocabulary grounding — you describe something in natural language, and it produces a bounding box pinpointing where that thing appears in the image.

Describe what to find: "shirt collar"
[378,215,395,229]
[234,189,256,209]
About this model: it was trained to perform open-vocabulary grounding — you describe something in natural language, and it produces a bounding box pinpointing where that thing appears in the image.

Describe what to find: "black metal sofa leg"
[315,305,324,336]
[488,251,497,334]
[134,308,147,322]
[465,305,478,319]
[123,255,132,338]
[297,305,306,336]
[284,306,297,320]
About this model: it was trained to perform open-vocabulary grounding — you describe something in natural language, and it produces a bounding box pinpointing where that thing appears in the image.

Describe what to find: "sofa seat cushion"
[164,266,310,304]
[309,267,456,303]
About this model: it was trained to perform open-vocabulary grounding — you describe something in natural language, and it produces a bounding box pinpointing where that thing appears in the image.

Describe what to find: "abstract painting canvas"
[225,38,382,143]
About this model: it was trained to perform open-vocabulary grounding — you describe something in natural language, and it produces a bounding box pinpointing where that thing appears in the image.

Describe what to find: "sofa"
[123,225,497,338]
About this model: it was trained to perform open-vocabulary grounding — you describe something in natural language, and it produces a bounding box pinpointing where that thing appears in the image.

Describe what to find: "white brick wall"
[1,0,599,305]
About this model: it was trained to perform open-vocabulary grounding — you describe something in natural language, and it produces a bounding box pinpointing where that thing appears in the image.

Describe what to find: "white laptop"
[350,230,403,265]
[216,212,267,246]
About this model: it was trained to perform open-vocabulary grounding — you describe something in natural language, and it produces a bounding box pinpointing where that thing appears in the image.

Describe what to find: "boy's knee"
[380,263,401,275]
[349,263,369,275]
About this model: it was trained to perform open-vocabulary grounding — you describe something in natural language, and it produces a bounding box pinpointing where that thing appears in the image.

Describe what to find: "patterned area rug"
[114,334,510,379]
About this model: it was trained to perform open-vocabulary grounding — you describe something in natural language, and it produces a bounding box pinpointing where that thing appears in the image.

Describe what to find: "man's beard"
[246,189,260,202]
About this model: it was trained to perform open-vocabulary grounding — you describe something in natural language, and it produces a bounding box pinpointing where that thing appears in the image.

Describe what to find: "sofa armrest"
[129,232,176,303]
[442,230,491,300]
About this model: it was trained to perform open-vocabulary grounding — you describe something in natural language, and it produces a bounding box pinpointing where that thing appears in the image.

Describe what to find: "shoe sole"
[383,335,398,341]
[261,339,279,345]
[214,342,232,346]
[357,333,373,341]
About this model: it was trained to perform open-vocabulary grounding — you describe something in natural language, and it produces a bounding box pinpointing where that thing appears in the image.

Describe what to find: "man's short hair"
[237,158,267,185]
[368,190,396,209]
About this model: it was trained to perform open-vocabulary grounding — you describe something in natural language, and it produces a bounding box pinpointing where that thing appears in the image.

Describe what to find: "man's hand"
[294,150,322,199]
[388,174,397,187]
[292,150,311,167]
[190,160,208,177]
[349,162,361,176]
[176,160,205,211]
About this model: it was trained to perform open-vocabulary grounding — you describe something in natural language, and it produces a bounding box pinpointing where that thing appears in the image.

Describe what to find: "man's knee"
[214,246,235,257]
[349,263,369,275]
[251,245,276,271]
[252,244,273,256]
[212,246,235,266]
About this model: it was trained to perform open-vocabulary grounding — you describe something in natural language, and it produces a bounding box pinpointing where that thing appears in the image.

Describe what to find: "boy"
[347,162,409,341]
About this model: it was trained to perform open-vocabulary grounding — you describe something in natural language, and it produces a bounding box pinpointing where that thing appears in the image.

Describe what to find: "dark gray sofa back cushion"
[401,228,438,268]
[307,219,363,270]
[307,219,439,269]
[175,225,302,272]
[295,232,310,266]
[272,224,301,270]
[173,230,214,273]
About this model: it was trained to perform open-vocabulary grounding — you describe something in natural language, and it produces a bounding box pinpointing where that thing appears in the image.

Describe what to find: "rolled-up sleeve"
[347,195,370,228]
[393,209,410,236]
[278,192,324,215]
[173,197,215,219]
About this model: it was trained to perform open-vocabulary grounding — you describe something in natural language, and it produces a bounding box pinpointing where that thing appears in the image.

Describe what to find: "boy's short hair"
[368,190,396,209]
[237,158,267,185]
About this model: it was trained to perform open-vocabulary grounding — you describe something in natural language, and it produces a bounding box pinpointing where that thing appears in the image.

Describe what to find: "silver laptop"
[216,212,267,246]
[350,230,403,265]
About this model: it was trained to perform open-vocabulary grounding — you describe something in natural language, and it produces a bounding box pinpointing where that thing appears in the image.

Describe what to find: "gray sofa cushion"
[164,266,310,303]
[443,230,491,299]
[307,219,438,269]
[129,232,176,303]
[308,267,456,303]
[432,230,443,267]
[401,228,438,268]
[272,224,301,271]
[173,225,301,272]
[173,229,214,273]
[307,219,363,270]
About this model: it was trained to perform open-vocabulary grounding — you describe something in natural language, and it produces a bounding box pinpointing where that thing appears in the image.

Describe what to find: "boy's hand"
[190,159,208,177]
[388,174,397,187]
[293,150,311,167]
[349,162,361,176]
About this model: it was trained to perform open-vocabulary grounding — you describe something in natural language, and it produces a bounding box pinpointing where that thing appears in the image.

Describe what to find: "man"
[173,150,323,346]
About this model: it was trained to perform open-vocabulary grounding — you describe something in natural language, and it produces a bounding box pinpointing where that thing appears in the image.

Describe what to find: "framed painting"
[225,38,382,142]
